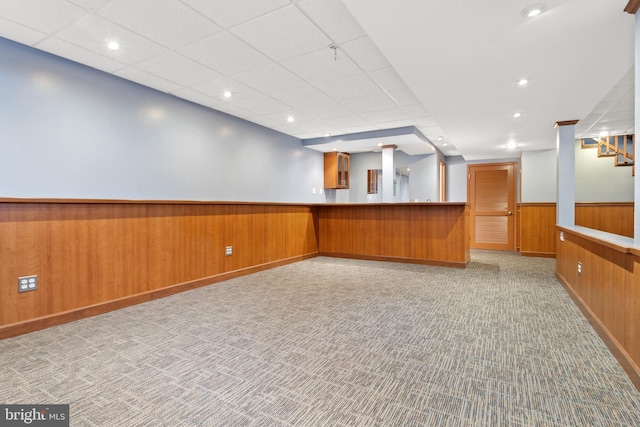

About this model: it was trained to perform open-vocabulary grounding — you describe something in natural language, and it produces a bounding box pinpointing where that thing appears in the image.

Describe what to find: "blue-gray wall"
[0,37,325,202]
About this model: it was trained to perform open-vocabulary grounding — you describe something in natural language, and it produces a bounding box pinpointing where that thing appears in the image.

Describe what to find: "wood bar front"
[318,202,470,267]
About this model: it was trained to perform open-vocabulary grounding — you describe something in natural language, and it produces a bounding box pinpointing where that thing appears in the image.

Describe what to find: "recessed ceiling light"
[287,116,294,123]
[513,112,523,118]
[518,78,529,86]
[377,142,383,147]
[107,41,119,50]
[506,141,518,149]
[332,147,338,151]
[442,142,448,147]
[223,90,232,98]
[324,132,331,137]
[599,131,609,137]
[522,3,546,18]
[437,136,444,141]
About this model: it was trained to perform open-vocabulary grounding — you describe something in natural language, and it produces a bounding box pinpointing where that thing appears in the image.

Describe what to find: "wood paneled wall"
[575,202,634,237]
[1,200,471,338]
[520,203,557,257]
[318,203,470,267]
[0,201,319,338]
[519,202,635,257]
[556,227,640,387]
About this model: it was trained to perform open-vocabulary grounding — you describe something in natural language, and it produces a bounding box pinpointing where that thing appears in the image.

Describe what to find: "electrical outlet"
[18,275,38,292]
[225,246,233,256]
[577,262,582,276]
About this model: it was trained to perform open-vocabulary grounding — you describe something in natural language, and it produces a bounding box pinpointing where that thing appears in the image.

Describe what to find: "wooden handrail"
[625,0,640,14]
[600,136,634,161]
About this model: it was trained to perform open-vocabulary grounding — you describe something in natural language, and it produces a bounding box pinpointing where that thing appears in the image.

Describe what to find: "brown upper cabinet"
[324,152,350,189]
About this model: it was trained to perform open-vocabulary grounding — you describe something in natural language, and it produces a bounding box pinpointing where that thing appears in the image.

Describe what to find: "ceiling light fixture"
[522,3,546,18]
[518,78,529,86]
[324,132,331,137]
[437,136,444,141]
[107,41,119,50]
[333,147,338,151]
[223,90,232,98]
[442,142,448,147]
[513,112,523,118]
[287,116,294,123]
[506,141,518,149]
[599,131,609,137]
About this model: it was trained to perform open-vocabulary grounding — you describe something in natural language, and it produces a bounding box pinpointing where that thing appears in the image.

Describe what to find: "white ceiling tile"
[341,92,398,113]
[324,114,370,128]
[599,111,635,123]
[339,124,379,134]
[67,0,110,9]
[233,63,307,97]
[228,93,290,115]
[303,102,354,120]
[316,73,380,100]
[96,0,220,50]
[231,5,331,62]
[135,52,224,86]
[413,116,440,127]
[0,17,47,45]
[192,78,262,100]
[369,67,407,92]
[376,119,415,129]
[179,31,271,75]
[54,14,167,65]
[170,88,224,109]
[277,85,334,108]
[601,85,634,103]
[282,47,360,84]
[36,37,126,73]
[182,0,290,29]
[403,104,431,118]
[114,67,183,93]
[589,101,617,115]
[340,37,390,71]
[360,108,408,123]
[265,110,315,123]
[418,125,445,137]
[0,0,86,33]
[284,119,331,133]
[388,88,420,107]
[297,0,366,44]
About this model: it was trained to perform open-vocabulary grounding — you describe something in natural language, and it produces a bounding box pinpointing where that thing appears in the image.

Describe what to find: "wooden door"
[468,162,516,250]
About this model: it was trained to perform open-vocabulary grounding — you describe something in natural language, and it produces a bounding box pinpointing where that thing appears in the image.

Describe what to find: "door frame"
[467,162,518,251]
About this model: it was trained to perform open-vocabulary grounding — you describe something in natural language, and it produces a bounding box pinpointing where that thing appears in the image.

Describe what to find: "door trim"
[467,162,517,251]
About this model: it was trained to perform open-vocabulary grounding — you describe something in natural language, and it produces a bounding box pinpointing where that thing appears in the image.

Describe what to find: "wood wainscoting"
[1,199,471,338]
[519,202,634,257]
[520,203,557,257]
[318,203,470,267]
[0,200,319,339]
[575,202,634,238]
[556,227,640,388]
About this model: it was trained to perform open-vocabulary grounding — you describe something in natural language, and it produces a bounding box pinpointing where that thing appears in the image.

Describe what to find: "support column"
[381,144,397,203]
[556,120,578,227]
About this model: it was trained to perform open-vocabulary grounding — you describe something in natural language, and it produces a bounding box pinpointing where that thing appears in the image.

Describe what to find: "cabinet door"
[338,153,350,188]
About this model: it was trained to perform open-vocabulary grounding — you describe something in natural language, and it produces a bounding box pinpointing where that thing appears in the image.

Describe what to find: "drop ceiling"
[0,0,635,159]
